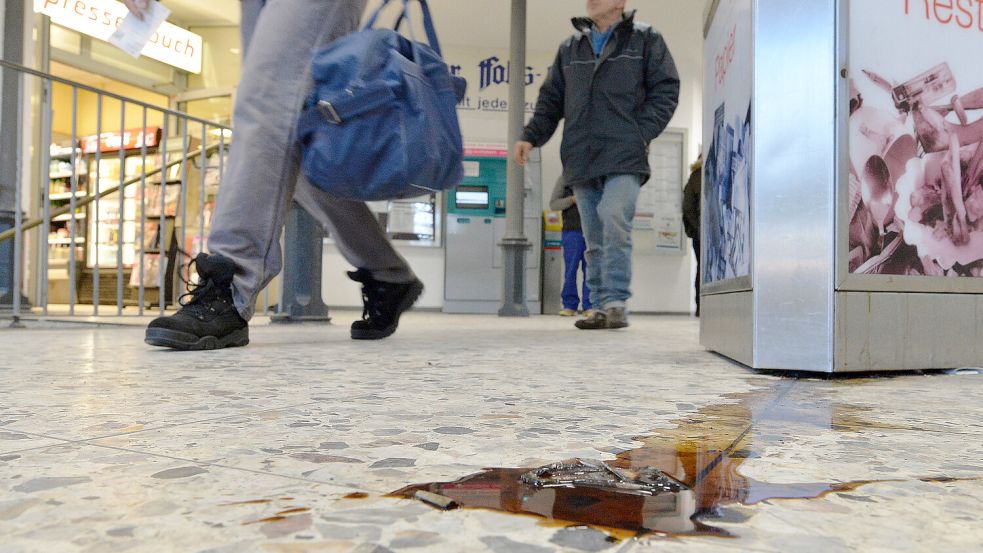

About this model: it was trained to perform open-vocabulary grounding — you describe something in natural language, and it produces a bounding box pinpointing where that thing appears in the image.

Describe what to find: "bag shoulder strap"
[362,0,443,57]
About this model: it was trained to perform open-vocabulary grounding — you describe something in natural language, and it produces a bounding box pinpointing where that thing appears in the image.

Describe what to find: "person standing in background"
[549,175,592,317]
[682,155,702,316]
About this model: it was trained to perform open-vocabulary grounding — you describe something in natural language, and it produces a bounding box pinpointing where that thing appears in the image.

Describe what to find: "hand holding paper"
[123,0,152,21]
[110,1,171,58]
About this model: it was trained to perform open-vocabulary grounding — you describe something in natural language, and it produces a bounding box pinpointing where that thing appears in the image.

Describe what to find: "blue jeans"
[574,174,642,309]
[561,230,591,311]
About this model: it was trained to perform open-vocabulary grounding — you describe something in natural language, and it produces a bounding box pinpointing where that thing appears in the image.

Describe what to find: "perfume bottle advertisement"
[847,0,983,277]
[703,0,752,285]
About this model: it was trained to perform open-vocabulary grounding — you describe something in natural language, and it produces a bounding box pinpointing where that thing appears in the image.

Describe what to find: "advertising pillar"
[702,0,983,372]
[700,0,757,365]
[837,0,983,369]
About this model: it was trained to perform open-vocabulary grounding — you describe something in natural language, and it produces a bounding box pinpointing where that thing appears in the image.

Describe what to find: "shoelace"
[176,255,224,317]
[359,282,390,321]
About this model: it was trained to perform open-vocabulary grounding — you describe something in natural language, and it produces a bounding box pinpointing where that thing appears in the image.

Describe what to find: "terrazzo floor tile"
[1,312,981,552]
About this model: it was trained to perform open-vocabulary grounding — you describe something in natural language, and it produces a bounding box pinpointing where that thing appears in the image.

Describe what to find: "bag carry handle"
[362,0,443,57]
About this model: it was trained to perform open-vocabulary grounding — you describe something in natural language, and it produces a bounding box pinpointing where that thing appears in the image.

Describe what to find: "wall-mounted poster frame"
[636,128,688,254]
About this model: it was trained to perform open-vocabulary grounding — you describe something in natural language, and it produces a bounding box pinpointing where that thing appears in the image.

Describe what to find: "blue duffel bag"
[297,0,466,201]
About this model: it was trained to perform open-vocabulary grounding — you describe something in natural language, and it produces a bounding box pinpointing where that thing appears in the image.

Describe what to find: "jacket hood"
[571,9,636,34]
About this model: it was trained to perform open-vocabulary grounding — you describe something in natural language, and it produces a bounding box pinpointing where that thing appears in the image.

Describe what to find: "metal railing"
[0,59,275,323]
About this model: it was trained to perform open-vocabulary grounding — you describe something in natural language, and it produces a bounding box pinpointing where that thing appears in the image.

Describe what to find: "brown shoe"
[606,306,629,329]
[575,310,608,330]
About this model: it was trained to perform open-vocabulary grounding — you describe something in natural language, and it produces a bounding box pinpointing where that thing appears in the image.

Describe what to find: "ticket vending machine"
[444,152,541,314]
[541,210,564,315]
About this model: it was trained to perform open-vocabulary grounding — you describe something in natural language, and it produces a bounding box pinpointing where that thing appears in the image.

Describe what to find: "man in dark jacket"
[682,156,702,317]
[514,0,679,330]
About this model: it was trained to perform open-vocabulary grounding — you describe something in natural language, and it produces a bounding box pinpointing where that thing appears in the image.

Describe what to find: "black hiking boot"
[348,269,423,340]
[145,253,249,350]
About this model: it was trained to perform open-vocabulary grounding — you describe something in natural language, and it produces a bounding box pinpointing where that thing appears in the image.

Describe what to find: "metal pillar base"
[498,238,531,317]
[270,203,330,324]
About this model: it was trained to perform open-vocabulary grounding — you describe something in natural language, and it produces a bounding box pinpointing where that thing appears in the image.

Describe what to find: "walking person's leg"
[146,0,368,349]
[693,237,701,316]
[210,0,367,318]
[559,230,582,314]
[576,230,592,312]
[292,185,414,284]
[573,180,609,329]
[594,173,641,328]
[239,0,263,58]
[293,182,423,340]
[250,0,420,339]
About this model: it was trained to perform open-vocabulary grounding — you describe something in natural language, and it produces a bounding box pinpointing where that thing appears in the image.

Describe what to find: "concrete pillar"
[498,0,530,317]
[270,203,330,323]
[0,0,26,313]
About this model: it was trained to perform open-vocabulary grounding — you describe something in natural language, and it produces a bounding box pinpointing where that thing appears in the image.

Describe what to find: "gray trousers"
[209,0,415,320]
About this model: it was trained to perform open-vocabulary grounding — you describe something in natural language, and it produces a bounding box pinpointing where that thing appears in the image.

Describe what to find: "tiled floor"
[1,311,981,552]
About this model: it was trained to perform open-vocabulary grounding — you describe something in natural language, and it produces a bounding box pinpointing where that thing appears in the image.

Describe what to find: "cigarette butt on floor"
[414,490,459,510]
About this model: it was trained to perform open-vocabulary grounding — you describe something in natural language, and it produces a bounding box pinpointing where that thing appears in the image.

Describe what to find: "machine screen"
[455,185,489,210]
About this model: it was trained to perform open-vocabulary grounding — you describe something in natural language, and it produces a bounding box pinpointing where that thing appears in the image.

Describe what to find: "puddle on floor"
[391,379,976,538]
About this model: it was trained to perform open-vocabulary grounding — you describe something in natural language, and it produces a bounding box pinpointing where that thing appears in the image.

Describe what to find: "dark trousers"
[692,237,701,316]
[561,229,592,311]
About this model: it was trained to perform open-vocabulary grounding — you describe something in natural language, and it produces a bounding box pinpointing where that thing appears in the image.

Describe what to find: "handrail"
[0,142,225,244]
[0,59,232,130]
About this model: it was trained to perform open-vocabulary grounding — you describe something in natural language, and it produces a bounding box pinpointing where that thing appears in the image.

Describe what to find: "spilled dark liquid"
[391,379,975,538]
[392,446,862,537]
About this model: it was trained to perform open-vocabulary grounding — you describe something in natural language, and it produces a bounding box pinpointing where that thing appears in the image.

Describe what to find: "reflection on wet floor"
[391,379,976,538]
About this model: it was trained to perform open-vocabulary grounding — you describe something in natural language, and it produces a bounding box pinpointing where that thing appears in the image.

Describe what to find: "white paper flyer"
[109,2,172,59]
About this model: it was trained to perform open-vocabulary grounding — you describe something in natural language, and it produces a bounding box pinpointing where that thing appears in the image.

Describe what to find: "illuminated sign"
[34,0,203,74]
[81,127,162,154]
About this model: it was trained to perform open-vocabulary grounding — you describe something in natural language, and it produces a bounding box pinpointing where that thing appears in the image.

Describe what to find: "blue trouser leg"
[574,174,641,309]
[580,245,592,311]
[574,182,606,307]
[561,230,582,310]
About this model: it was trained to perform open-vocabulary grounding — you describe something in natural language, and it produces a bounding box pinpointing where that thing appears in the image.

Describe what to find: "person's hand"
[514,141,533,166]
[123,0,152,21]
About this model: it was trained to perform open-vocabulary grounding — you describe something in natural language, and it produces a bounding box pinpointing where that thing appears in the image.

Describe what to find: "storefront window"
[34,9,240,308]
[87,39,175,86]
[49,25,82,55]
[183,97,233,127]
[180,27,241,126]
[187,27,241,91]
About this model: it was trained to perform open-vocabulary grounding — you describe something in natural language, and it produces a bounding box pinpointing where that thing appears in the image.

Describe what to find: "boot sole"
[575,321,629,330]
[145,327,249,350]
[351,281,424,340]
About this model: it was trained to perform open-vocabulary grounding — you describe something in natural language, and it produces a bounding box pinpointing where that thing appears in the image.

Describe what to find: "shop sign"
[81,127,162,154]
[34,0,203,74]
[445,48,552,117]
